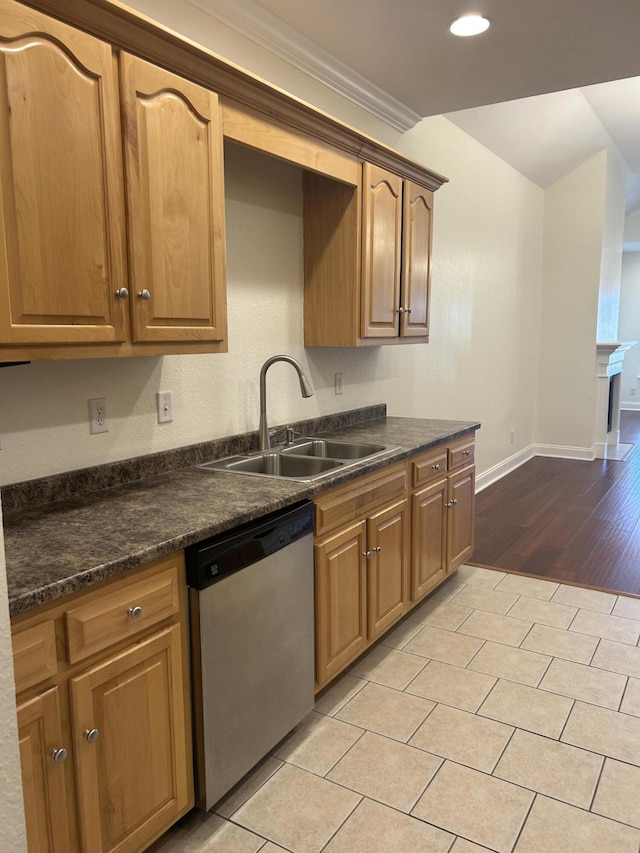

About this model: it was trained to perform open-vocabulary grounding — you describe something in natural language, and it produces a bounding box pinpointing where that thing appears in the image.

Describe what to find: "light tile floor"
[149,565,640,853]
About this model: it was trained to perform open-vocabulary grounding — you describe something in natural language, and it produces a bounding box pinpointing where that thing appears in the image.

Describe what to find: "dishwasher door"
[187,502,315,809]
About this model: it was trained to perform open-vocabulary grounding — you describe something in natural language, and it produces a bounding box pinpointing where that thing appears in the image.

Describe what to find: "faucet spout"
[258,355,314,450]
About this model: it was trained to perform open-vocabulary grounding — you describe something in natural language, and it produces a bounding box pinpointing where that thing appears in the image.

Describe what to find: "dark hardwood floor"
[472,411,640,596]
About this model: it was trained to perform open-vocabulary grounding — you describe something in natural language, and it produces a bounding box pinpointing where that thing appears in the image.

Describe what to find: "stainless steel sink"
[281,439,387,460]
[199,453,341,478]
[196,437,399,481]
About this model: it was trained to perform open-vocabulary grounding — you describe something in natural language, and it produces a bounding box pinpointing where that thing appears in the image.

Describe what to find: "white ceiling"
[193,0,640,211]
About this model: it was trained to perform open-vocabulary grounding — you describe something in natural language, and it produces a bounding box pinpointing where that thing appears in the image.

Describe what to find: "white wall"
[597,154,626,341]
[536,151,608,451]
[624,207,640,243]
[0,506,27,853]
[619,252,640,407]
[398,116,543,474]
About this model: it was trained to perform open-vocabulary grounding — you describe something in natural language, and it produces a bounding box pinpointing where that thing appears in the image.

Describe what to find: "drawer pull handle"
[432,463,440,470]
[84,728,100,744]
[128,606,143,620]
[51,747,68,764]
[463,449,471,456]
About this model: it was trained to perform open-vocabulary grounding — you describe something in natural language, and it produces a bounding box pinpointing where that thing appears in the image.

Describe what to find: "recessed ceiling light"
[449,14,491,37]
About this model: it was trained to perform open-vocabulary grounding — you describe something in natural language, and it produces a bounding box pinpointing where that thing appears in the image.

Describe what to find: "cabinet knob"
[395,307,405,314]
[463,449,471,456]
[363,550,371,559]
[128,605,143,620]
[115,287,129,299]
[138,288,151,300]
[445,501,453,508]
[432,463,440,470]
[83,728,100,744]
[372,546,382,554]
[50,747,68,764]
[404,307,412,314]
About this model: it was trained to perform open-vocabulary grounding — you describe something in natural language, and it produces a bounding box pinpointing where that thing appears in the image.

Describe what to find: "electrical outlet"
[157,390,173,424]
[89,398,108,434]
[335,372,343,395]
[631,388,637,396]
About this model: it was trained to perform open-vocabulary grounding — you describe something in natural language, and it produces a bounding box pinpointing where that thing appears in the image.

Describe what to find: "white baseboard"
[475,446,536,492]
[621,402,640,411]
[534,443,595,461]
[475,443,595,492]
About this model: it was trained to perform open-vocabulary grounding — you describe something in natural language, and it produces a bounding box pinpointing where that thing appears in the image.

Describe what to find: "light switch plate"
[157,391,173,424]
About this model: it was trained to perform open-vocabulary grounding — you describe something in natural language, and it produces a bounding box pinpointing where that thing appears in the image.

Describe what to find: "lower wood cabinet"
[315,520,368,686]
[411,445,476,602]
[314,435,476,690]
[11,553,194,853]
[17,687,71,852]
[314,465,409,689]
[367,500,410,639]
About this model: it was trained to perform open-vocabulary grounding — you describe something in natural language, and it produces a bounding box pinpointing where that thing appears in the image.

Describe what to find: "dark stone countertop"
[3,414,479,616]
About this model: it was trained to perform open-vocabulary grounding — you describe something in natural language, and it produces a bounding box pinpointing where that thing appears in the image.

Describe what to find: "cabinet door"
[367,499,409,640]
[70,625,191,853]
[120,54,227,344]
[0,0,128,346]
[448,466,476,571]
[412,477,448,602]
[315,521,368,687]
[361,163,402,339]
[17,687,71,852]
[401,181,432,338]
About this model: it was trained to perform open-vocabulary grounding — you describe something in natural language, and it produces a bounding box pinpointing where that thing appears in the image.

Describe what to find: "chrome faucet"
[258,355,314,450]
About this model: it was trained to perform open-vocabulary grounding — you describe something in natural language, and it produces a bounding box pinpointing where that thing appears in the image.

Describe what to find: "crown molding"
[188,0,421,133]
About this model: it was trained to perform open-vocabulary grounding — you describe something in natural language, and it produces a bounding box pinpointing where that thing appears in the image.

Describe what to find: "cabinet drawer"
[65,562,180,663]
[412,448,448,488]
[448,439,475,470]
[12,620,57,694]
[315,463,407,537]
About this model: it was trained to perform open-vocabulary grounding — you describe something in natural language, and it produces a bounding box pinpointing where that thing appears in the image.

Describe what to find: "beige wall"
[536,151,607,451]
[397,116,544,475]
[0,506,27,853]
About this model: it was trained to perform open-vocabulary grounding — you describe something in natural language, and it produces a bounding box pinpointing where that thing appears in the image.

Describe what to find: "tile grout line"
[508,790,538,853]
[587,754,607,814]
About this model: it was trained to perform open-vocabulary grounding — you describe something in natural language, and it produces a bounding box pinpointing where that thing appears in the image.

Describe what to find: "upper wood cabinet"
[304,163,434,346]
[120,54,226,345]
[0,0,128,349]
[0,0,227,361]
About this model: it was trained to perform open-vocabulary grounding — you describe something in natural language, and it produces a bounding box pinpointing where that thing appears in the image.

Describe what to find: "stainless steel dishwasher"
[185,500,315,809]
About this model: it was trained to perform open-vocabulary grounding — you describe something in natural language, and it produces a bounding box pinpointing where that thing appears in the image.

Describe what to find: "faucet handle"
[271,425,301,446]
[285,425,304,445]
[285,425,299,445]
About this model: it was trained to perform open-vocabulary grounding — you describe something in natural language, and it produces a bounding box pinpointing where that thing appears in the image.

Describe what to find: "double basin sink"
[198,438,399,482]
